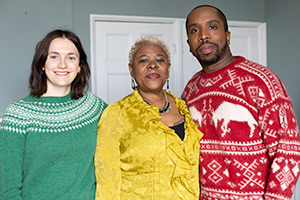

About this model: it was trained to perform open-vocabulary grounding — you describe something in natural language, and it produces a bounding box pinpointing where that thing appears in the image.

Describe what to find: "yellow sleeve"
[95,103,123,200]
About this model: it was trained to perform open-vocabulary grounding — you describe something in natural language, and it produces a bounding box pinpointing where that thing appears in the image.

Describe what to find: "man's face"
[186,6,231,66]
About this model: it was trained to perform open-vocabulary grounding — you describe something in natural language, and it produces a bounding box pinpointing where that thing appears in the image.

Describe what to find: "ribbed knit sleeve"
[0,110,25,199]
[259,83,300,200]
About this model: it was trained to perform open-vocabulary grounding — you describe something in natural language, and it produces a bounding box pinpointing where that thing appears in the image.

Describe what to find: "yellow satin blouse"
[95,89,203,199]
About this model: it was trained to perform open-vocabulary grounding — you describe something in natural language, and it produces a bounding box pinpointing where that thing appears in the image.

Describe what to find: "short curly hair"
[128,36,171,66]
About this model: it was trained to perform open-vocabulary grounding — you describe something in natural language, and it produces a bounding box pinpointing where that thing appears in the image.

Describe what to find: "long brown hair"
[29,29,90,99]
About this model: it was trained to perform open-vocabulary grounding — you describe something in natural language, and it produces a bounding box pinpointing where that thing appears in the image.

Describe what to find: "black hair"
[185,5,229,34]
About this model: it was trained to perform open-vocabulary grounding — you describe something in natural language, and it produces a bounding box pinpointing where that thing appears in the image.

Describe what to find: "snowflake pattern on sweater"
[182,56,300,200]
[1,92,103,134]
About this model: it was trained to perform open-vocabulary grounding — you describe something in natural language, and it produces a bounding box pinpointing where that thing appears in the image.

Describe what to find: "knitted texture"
[0,92,107,200]
[182,56,300,200]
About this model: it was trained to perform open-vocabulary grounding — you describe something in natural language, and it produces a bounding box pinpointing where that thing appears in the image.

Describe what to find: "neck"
[137,88,166,108]
[138,89,171,116]
[42,86,71,97]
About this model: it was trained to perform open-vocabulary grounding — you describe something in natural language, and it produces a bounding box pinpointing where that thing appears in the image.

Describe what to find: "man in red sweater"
[182,5,300,200]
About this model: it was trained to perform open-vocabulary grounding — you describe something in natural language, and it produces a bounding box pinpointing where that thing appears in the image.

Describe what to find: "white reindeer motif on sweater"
[190,101,257,138]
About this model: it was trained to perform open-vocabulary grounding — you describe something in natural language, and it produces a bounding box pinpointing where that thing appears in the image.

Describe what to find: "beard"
[194,39,228,66]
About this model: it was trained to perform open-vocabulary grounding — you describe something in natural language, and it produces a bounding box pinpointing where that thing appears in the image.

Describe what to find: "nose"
[58,58,67,69]
[198,29,210,42]
[147,60,158,69]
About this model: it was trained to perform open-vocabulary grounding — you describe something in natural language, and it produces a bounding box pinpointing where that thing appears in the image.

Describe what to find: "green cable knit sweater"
[0,92,107,200]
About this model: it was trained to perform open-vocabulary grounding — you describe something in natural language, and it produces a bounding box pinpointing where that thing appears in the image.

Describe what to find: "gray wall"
[0,0,299,124]
[265,0,300,122]
[0,0,73,115]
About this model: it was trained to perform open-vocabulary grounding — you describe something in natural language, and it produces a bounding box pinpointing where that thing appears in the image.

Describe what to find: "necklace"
[141,91,171,116]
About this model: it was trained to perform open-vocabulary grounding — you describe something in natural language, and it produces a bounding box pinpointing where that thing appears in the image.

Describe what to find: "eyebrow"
[137,54,166,59]
[187,20,221,30]
[207,20,221,25]
[48,51,79,57]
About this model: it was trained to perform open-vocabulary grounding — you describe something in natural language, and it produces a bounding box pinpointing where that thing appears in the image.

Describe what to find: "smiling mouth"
[55,71,69,76]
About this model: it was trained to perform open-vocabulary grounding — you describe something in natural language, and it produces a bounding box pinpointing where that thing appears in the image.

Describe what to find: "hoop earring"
[167,79,169,90]
[131,78,136,89]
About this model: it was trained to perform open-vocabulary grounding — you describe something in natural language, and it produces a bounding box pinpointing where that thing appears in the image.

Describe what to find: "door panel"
[93,21,175,103]
[230,26,259,62]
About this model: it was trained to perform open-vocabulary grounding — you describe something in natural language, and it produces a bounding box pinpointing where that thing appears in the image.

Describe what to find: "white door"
[91,17,178,103]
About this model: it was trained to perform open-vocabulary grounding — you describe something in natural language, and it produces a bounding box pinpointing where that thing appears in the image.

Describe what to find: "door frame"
[90,15,267,97]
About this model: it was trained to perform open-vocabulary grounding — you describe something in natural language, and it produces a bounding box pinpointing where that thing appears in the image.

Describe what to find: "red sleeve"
[259,94,300,199]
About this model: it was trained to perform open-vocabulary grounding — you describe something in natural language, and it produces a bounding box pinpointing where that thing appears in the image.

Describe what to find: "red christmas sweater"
[182,56,300,200]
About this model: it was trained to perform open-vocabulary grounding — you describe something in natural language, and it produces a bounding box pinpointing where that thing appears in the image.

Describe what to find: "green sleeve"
[0,118,25,200]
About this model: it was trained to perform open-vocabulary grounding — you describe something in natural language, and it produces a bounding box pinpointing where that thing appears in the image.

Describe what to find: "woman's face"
[129,43,170,93]
[43,38,80,95]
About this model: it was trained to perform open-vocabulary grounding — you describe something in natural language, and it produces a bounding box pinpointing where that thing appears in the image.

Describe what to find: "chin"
[198,55,219,65]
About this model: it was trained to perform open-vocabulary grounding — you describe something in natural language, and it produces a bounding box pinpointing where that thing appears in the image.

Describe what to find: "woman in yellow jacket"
[95,36,203,199]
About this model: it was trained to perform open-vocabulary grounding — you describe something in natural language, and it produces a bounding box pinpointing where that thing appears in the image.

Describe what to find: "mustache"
[196,40,218,52]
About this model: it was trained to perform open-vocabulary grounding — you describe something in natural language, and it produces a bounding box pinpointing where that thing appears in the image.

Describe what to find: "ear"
[168,64,171,77]
[77,65,81,73]
[186,39,192,52]
[128,64,134,77]
[42,67,45,71]
[186,39,190,46]
[226,31,231,45]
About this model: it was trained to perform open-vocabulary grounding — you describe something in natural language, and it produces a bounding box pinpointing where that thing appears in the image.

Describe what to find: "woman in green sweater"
[0,29,107,199]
